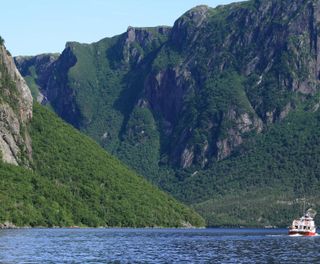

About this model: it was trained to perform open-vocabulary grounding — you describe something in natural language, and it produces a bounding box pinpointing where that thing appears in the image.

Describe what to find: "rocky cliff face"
[16,0,320,172]
[11,0,320,227]
[0,44,33,166]
[116,26,171,67]
[14,53,58,103]
[139,0,320,168]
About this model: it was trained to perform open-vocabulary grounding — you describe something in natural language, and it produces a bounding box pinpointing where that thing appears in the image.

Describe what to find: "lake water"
[0,228,319,263]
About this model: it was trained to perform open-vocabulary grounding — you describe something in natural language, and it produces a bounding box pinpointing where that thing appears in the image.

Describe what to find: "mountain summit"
[0,39,204,228]
[15,0,320,226]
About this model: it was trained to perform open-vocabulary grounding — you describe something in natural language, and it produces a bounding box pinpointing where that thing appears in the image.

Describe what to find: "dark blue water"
[0,228,319,263]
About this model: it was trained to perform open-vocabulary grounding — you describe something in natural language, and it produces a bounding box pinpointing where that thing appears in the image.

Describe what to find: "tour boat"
[288,208,317,236]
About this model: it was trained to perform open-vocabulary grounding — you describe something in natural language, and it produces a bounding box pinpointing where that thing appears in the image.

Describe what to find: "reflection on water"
[0,228,319,263]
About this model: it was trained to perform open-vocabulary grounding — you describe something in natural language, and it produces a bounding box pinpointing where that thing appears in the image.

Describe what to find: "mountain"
[15,0,320,226]
[0,40,204,228]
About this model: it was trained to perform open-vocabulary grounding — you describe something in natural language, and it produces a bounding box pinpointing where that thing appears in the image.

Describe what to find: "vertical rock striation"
[0,44,33,166]
[15,0,320,171]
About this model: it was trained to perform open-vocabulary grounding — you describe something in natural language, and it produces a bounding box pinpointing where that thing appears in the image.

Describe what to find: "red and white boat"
[288,208,317,236]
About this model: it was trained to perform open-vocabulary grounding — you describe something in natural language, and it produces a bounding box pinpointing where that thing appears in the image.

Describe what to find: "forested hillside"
[0,39,204,228]
[0,102,204,228]
[15,0,320,226]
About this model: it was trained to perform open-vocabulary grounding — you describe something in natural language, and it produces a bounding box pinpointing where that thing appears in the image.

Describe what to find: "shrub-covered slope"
[172,109,320,227]
[0,104,204,227]
[0,38,204,228]
[15,0,320,226]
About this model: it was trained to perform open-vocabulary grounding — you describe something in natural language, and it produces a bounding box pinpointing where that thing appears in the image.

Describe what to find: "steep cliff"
[0,44,33,166]
[14,53,58,103]
[143,0,320,167]
[18,0,320,170]
[15,0,320,226]
[0,38,204,228]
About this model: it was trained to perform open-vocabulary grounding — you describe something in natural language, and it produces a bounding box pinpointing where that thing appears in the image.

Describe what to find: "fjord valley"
[0,38,204,228]
[12,0,320,227]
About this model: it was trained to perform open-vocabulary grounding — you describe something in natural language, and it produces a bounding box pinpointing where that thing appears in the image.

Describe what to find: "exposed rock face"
[216,110,263,161]
[16,0,320,172]
[171,5,211,49]
[119,26,171,66]
[45,46,80,128]
[141,0,320,167]
[0,45,33,166]
[15,53,58,103]
[145,67,192,125]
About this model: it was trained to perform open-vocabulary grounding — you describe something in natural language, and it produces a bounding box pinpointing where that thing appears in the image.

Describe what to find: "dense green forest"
[173,109,320,226]
[15,0,320,226]
[0,104,204,227]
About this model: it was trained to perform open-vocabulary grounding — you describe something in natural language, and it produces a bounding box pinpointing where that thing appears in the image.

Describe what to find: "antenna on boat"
[300,197,307,215]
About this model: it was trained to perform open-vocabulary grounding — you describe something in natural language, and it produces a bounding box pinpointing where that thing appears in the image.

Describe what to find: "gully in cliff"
[288,208,317,236]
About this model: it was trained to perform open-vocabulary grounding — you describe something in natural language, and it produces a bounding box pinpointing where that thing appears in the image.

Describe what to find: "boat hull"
[288,231,317,236]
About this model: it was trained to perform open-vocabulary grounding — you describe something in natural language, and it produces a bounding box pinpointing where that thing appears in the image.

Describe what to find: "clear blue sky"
[2,0,243,56]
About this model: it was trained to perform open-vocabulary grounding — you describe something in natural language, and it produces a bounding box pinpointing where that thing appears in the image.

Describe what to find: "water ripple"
[0,228,319,263]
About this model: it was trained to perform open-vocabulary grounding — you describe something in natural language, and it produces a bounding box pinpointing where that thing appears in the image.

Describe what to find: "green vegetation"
[193,191,314,227]
[169,71,254,161]
[171,109,320,226]
[16,0,320,227]
[61,29,171,172]
[117,107,162,183]
[67,39,126,152]
[59,29,169,153]
[152,46,182,72]
[0,36,4,46]
[23,66,41,99]
[0,104,204,227]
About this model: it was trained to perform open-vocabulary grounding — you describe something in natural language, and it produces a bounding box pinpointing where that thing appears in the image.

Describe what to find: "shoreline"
[0,225,282,230]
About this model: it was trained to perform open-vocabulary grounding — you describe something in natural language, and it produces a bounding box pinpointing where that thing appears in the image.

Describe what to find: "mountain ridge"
[0,40,204,228]
[15,0,320,226]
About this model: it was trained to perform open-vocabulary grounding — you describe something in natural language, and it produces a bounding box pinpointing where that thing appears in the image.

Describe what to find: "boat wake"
[288,233,319,237]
